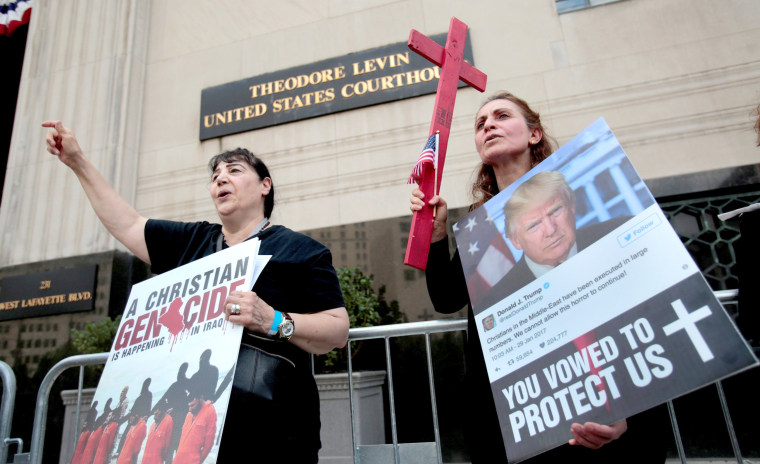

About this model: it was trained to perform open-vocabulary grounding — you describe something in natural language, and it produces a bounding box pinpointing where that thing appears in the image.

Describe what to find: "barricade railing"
[347,318,467,464]
[2,289,745,464]
[1,361,18,464]
[26,353,108,464]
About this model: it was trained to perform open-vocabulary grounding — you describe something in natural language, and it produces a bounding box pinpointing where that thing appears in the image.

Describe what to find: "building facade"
[1,0,759,457]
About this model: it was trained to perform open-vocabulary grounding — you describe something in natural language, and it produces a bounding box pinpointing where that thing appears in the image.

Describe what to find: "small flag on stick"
[408,133,438,185]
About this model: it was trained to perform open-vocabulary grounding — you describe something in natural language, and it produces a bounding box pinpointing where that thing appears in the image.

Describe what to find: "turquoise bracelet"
[268,310,282,336]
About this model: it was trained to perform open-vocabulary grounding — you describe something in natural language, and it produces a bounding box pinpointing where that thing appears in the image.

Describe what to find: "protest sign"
[70,239,267,464]
[454,118,758,462]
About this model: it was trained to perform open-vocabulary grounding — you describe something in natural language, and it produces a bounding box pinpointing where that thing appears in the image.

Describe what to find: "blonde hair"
[504,171,574,238]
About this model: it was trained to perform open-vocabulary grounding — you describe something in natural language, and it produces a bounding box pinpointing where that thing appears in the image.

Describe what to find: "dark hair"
[208,148,275,218]
[470,91,556,211]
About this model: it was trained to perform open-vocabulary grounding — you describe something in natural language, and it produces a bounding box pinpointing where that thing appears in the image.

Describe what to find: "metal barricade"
[342,291,746,464]
[1,361,18,464]
[5,289,749,464]
[347,318,467,464]
[24,353,108,464]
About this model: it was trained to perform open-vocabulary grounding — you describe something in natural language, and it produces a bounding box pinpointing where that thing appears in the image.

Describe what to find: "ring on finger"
[230,303,241,315]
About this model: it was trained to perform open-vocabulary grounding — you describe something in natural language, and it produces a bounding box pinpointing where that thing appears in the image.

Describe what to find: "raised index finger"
[41,120,62,130]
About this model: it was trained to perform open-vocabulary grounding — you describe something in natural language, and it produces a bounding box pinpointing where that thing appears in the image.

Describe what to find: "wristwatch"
[277,312,295,341]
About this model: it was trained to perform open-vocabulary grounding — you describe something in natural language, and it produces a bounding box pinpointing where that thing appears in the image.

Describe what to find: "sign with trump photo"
[69,239,267,464]
[454,118,758,462]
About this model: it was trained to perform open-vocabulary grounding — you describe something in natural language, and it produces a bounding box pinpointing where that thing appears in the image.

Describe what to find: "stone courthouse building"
[1,0,759,459]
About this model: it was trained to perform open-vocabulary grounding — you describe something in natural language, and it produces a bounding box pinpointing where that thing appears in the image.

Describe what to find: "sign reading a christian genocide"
[199,33,474,140]
[0,265,97,321]
[71,240,265,464]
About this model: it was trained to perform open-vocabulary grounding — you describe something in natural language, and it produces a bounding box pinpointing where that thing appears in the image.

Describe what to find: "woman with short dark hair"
[44,120,349,463]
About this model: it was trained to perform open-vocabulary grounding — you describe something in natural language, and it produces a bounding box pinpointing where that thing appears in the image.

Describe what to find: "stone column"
[317,370,387,464]
[0,0,151,266]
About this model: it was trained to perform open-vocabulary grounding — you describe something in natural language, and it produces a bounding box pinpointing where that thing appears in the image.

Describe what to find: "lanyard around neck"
[216,217,269,252]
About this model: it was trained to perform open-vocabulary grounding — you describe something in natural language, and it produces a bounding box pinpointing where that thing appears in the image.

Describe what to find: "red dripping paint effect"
[159,298,184,352]
[167,332,178,352]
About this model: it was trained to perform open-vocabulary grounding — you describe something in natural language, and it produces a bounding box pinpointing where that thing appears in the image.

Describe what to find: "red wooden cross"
[404,17,487,270]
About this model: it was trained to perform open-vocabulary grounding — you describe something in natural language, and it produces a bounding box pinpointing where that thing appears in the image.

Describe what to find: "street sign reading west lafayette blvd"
[199,33,475,140]
[0,264,97,321]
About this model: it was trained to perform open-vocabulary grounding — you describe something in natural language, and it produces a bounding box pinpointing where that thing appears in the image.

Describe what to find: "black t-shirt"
[145,220,344,314]
[145,219,344,460]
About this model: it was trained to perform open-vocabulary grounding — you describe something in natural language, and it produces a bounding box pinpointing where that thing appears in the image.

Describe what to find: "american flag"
[1,0,32,36]
[408,133,438,185]
[454,206,516,310]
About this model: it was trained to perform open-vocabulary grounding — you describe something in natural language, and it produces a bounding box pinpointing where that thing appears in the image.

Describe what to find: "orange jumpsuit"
[92,421,118,464]
[79,425,103,464]
[141,414,174,464]
[172,401,217,464]
[116,418,147,464]
[70,429,91,464]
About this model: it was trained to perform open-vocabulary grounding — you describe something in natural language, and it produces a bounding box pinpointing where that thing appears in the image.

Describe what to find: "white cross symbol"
[662,299,714,362]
